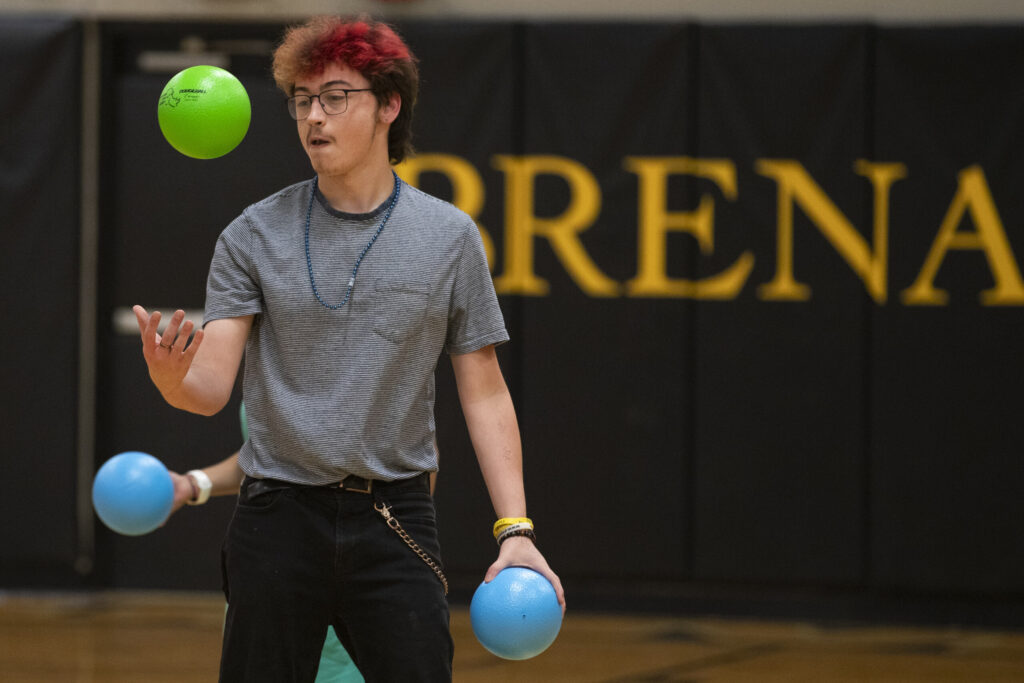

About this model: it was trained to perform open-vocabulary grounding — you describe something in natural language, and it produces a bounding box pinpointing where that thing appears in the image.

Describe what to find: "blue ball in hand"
[92,451,174,536]
[470,567,563,660]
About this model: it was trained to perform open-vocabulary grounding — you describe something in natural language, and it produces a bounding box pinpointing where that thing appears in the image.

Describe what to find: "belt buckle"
[340,475,373,494]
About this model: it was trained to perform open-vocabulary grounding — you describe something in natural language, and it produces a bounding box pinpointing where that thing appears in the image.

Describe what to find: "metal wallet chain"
[374,501,449,596]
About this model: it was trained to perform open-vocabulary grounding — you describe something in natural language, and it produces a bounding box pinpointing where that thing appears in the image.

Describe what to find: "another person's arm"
[168,452,247,514]
[451,344,566,611]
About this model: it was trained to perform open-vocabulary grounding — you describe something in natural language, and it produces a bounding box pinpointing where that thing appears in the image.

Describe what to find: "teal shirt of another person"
[240,402,364,683]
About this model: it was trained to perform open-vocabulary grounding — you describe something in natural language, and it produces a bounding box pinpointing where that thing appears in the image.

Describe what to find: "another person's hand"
[133,306,204,398]
[485,538,566,614]
[168,471,197,515]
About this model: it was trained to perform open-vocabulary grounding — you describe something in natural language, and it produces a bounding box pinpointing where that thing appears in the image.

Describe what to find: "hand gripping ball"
[157,65,251,159]
[470,567,563,660]
[92,452,174,536]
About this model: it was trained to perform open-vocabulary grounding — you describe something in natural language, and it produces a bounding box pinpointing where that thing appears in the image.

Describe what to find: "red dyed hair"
[273,16,419,163]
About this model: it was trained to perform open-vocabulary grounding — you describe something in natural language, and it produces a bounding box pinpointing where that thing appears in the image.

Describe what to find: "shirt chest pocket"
[371,279,430,344]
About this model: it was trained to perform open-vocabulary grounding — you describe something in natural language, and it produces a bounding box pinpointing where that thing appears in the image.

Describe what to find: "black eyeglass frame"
[286,88,373,120]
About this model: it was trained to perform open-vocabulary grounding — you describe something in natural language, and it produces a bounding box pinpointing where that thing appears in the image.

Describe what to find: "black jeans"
[219,475,452,682]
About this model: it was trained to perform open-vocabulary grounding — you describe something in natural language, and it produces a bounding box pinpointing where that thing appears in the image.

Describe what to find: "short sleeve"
[204,212,264,326]
[445,221,509,354]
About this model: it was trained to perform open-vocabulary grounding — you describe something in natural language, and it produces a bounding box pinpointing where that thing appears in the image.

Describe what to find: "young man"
[134,16,564,683]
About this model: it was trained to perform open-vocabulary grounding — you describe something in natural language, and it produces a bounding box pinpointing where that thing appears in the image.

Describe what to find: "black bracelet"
[497,528,537,546]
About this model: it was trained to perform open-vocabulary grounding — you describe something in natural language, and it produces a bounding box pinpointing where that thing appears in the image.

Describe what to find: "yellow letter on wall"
[901,165,1024,306]
[492,155,618,297]
[755,159,906,303]
[623,157,753,299]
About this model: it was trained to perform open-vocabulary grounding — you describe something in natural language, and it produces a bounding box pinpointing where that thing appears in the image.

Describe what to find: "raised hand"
[133,305,205,399]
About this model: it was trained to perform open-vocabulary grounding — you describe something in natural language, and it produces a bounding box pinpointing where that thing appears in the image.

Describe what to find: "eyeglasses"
[286,88,372,120]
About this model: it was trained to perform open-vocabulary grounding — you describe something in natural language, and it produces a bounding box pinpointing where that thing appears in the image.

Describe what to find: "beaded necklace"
[304,172,401,310]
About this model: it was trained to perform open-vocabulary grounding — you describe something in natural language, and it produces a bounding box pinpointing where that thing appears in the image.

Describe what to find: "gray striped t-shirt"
[204,176,509,484]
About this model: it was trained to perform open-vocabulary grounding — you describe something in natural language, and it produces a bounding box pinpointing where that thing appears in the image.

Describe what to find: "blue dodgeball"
[92,451,174,536]
[470,567,563,660]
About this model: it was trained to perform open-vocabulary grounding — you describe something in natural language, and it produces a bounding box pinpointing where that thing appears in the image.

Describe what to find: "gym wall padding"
[0,18,81,571]
[869,27,1024,595]
[690,25,871,585]
[7,19,1024,615]
[515,23,697,580]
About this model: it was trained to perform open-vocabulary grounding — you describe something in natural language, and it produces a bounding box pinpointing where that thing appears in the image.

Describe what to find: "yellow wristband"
[493,517,533,539]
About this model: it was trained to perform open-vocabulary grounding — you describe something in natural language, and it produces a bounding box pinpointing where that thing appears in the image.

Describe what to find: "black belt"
[245,472,429,498]
[336,472,429,495]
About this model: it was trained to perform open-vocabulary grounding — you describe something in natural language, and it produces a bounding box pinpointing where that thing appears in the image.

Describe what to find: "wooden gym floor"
[1,591,1023,681]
